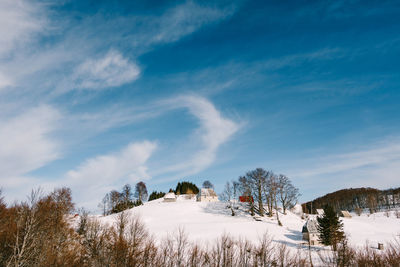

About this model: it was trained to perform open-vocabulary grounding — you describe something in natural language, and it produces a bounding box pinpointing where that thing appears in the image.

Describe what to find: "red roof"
[239,196,253,202]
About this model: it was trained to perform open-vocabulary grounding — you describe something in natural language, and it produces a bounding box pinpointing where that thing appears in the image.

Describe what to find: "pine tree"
[175,181,199,195]
[317,205,345,251]
[148,191,165,201]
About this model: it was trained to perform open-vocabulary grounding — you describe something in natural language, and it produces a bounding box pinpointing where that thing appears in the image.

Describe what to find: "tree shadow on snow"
[201,202,254,219]
[273,239,301,249]
[284,229,303,241]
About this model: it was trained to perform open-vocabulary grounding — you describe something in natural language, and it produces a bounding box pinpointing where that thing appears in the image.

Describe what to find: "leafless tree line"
[1,188,400,267]
[223,168,300,224]
[303,187,400,215]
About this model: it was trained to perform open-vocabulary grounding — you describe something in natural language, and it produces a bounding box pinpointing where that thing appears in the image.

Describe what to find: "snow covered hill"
[96,195,400,250]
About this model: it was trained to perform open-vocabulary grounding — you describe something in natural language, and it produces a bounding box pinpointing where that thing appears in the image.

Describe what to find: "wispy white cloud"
[72,50,140,90]
[291,137,400,189]
[0,1,236,96]
[64,141,157,208]
[154,95,240,177]
[0,0,46,57]
[0,105,60,183]
[66,141,156,185]
[0,0,47,93]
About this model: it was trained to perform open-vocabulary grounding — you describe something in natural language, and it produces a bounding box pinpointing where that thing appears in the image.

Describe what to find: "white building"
[302,219,321,245]
[197,188,219,202]
[316,209,324,216]
[163,192,177,202]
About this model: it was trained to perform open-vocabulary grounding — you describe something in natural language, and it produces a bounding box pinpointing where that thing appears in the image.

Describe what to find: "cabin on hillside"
[316,209,324,216]
[197,188,219,202]
[302,219,321,245]
[239,195,254,203]
[163,192,177,202]
[340,210,352,218]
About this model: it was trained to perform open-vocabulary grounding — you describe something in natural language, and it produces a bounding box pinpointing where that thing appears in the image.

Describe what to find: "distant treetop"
[175,181,199,195]
[202,180,214,189]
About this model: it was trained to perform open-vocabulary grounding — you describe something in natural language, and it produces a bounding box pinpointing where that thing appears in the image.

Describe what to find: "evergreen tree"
[148,191,166,201]
[202,180,214,189]
[317,205,345,251]
[175,181,199,194]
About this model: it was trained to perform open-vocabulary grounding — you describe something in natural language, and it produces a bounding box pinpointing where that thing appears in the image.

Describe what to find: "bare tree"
[135,181,148,203]
[110,190,121,212]
[222,181,235,216]
[238,176,255,216]
[264,173,281,225]
[246,168,267,216]
[271,174,282,225]
[99,193,109,216]
[7,189,42,267]
[262,171,275,217]
[278,175,300,214]
[233,181,239,208]
[122,184,133,209]
[174,227,189,266]
[202,180,214,189]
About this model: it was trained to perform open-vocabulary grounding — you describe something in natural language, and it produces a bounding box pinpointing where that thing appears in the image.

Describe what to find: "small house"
[239,195,254,203]
[316,209,324,216]
[340,210,352,218]
[197,188,219,202]
[302,219,321,245]
[163,192,177,202]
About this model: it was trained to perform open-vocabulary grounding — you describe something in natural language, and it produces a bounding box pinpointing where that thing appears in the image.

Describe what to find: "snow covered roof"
[316,209,324,215]
[164,192,176,199]
[199,188,217,197]
[302,219,319,233]
[341,210,352,218]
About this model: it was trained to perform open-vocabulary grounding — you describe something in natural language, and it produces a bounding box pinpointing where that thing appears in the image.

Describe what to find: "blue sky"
[1,0,400,210]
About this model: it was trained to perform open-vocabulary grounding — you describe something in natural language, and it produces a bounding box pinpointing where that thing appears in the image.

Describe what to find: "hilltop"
[302,187,400,214]
[94,195,400,249]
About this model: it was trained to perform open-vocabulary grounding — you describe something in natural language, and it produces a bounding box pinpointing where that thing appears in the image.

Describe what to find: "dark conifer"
[175,181,199,194]
[317,205,345,251]
[148,191,166,201]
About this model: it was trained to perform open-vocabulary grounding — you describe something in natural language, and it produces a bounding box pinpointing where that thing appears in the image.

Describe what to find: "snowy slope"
[96,196,400,249]
[343,211,400,248]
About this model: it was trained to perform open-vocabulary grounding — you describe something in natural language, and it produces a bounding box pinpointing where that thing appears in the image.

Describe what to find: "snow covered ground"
[96,196,400,251]
[343,211,400,248]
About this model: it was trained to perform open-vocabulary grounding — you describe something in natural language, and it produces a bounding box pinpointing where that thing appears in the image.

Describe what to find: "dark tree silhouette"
[202,180,214,189]
[135,181,148,202]
[148,191,165,201]
[317,205,345,251]
[175,181,199,195]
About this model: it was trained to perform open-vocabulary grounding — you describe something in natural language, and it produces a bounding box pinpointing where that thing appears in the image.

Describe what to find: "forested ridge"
[302,187,400,214]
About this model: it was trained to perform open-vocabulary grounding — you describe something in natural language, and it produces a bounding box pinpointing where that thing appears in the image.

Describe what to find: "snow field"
[97,196,400,251]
